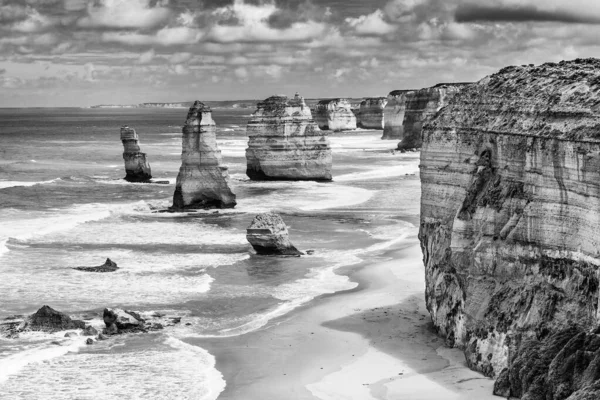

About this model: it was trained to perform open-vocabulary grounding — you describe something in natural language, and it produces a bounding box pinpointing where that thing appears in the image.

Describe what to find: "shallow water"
[0,108,418,399]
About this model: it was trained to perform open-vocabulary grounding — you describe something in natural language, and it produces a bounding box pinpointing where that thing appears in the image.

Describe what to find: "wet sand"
[194,230,497,400]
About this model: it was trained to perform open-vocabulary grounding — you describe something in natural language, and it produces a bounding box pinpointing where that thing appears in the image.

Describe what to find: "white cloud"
[169,52,192,64]
[138,48,155,64]
[346,9,397,36]
[234,66,248,80]
[10,8,57,33]
[102,26,203,46]
[77,0,171,29]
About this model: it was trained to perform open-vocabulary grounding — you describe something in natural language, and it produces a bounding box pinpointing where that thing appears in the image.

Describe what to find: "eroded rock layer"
[246,212,303,256]
[314,98,357,131]
[382,90,413,140]
[120,126,152,182]
[172,101,236,209]
[398,83,466,150]
[246,94,332,181]
[419,59,600,397]
[357,97,387,130]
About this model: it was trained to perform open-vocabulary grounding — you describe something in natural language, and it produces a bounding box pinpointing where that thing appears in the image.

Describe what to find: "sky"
[1,0,600,107]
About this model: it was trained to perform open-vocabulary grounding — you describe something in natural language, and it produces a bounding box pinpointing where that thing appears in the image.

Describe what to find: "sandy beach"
[196,229,496,400]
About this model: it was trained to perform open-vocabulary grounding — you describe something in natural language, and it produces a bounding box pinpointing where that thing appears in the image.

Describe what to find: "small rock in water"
[97,333,108,341]
[21,305,86,333]
[86,338,94,345]
[73,258,119,273]
[170,317,182,324]
[82,325,98,336]
[306,250,315,255]
[246,213,304,256]
[64,332,78,338]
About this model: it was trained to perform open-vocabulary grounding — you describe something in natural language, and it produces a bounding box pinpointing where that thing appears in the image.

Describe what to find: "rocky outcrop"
[246,213,303,256]
[120,126,152,182]
[398,83,467,150]
[102,308,178,335]
[382,90,413,140]
[0,306,86,337]
[246,93,332,181]
[172,101,236,209]
[357,97,387,130]
[74,258,118,272]
[419,59,600,396]
[314,99,357,131]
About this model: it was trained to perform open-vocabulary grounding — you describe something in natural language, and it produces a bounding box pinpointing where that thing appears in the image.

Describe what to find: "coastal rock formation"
[74,258,118,273]
[357,97,387,130]
[398,83,466,150]
[247,213,303,256]
[382,90,413,140]
[172,101,236,209]
[314,99,357,131]
[246,94,332,181]
[0,306,86,337]
[120,126,152,182]
[419,59,600,396]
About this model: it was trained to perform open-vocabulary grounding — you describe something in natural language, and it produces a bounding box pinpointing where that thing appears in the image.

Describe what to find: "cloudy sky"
[0,0,598,107]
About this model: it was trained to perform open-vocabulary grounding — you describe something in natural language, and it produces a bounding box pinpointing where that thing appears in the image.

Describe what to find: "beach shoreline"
[194,232,497,400]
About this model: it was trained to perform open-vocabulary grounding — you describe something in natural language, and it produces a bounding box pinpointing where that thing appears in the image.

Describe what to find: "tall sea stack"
[357,97,387,130]
[382,90,412,140]
[246,93,332,181]
[120,126,152,182]
[419,59,600,399]
[397,83,466,150]
[314,98,357,131]
[172,101,236,209]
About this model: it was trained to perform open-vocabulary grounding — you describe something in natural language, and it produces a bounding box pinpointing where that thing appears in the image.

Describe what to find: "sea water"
[0,107,420,399]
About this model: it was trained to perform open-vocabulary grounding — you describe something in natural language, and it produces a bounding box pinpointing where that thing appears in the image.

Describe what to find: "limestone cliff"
[357,97,387,130]
[172,101,236,209]
[382,90,413,140]
[314,99,357,131]
[120,126,152,182]
[419,59,600,398]
[246,93,332,181]
[398,83,466,150]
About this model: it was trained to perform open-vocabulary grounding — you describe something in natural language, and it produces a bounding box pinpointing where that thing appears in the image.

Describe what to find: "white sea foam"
[0,178,60,189]
[334,164,420,182]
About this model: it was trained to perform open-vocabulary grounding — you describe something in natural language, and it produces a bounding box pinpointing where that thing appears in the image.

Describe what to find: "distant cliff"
[382,90,413,140]
[313,99,356,131]
[357,97,387,130]
[419,59,600,399]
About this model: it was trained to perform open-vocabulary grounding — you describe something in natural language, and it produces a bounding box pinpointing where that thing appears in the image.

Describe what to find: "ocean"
[0,107,420,399]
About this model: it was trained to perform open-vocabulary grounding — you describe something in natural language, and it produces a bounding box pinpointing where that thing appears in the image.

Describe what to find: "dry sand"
[196,230,496,400]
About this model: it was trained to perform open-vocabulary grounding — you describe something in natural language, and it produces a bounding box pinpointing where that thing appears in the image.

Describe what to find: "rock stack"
[172,101,236,209]
[120,126,152,182]
[382,90,413,140]
[314,98,357,131]
[246,213,303,256]
[419,58,600,398]
[246,93,332,181]
[397,83,466,150]
[356,97,387,130]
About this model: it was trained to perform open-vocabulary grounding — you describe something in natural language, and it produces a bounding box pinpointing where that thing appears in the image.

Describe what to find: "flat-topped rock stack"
[419,58,600,399]
[246,93,332,181]
[314,98,357,131]
[382,90,413,140]
[120,126,152,182]
[172,101,236,209]
[356,97,388,130]
[397,83,468,150]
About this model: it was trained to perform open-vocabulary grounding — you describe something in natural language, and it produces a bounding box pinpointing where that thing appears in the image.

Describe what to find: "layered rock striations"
[382,90,413,140]
[172,101,236,209]
[419,59,600,398]
[246,213,303,256]
[120,126,152,182]
[398,83,467,150]
[246,93,332,181]
[356,97,387,130]
[314,99,357,131]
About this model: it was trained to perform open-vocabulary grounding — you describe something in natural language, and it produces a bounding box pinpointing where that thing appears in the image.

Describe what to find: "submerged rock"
[246,213,303,256]
[419,58,600,392]
[73,258,118,273]
[172,101,236,210]
[246,93,332,181]
[357,97,387,130]
[120,126,152,182]
[314,98,357,131]
[397,83,467,149]
[22,305,85,333]
[382,90,413,140]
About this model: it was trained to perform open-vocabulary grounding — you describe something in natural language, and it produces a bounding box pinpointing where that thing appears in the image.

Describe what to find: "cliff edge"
[420,58,600,398]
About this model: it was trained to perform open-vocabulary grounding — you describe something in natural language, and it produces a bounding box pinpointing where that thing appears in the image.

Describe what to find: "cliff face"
[419,59,600,398]
[246,93,332,181]
[173,101,236,209]
[314,99,357,131]
[398,84,465,150]
[382,90,413,140]
[120,126,152,182]
[357,97,387,130]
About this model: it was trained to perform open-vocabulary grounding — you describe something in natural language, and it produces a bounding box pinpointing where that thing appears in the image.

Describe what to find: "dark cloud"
[455,4,600,24]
